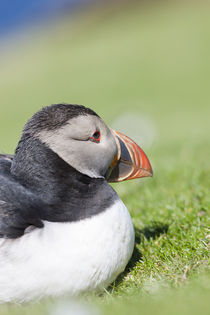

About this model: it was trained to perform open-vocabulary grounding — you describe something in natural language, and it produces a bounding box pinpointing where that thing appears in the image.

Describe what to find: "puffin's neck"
[11,136,118,222]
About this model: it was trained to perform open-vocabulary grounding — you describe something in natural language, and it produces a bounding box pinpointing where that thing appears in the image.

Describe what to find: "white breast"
[0,199,134,303]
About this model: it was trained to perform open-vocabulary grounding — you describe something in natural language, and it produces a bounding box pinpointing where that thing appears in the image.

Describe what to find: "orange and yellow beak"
[106,130,153,182]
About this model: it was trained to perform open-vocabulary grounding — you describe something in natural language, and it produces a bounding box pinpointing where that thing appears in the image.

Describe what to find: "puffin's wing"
[0,154,13,175]
[0,200,44,239]
[0,154,14,162]
[0,154,44,238]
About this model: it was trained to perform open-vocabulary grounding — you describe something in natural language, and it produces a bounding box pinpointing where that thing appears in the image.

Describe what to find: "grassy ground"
[0,1,209,314]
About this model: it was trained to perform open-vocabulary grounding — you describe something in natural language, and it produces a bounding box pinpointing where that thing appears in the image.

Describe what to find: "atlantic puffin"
[0,104,152,303]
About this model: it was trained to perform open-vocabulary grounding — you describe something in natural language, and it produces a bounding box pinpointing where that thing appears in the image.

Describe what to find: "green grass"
[0,1,209,314]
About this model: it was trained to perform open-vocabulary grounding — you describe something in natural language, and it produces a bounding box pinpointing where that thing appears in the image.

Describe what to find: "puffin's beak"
[106,130,153,182]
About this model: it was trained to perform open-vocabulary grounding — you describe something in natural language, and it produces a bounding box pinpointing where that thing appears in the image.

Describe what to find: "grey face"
[37,115,118,178]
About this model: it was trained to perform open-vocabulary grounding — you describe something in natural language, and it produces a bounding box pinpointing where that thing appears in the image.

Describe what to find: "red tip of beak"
[108,130,153,182]
[128,143,153,180]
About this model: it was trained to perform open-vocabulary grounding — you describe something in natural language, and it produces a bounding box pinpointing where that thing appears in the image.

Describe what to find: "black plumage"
[0,104,117,238]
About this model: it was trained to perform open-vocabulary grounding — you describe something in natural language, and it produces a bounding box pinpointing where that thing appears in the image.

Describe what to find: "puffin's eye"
[90,130,101,143]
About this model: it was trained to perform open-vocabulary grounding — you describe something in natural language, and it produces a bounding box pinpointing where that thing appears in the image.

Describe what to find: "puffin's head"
[23,104,153,181]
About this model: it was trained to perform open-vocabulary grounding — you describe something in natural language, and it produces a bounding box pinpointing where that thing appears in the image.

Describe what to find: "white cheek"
[38,132,103,178]
[36,118,117,179]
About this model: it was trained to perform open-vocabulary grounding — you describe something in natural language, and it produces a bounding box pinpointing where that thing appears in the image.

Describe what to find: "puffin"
[0,103,152,303]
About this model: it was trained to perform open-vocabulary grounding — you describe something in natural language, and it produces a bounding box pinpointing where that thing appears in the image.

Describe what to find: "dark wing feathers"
[0,154,14,162]
[0,155,43,238]
[0,200,43,238]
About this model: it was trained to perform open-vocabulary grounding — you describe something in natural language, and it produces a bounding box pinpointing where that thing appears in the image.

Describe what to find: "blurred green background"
[1,0,210,154]
[0,0,209,314]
